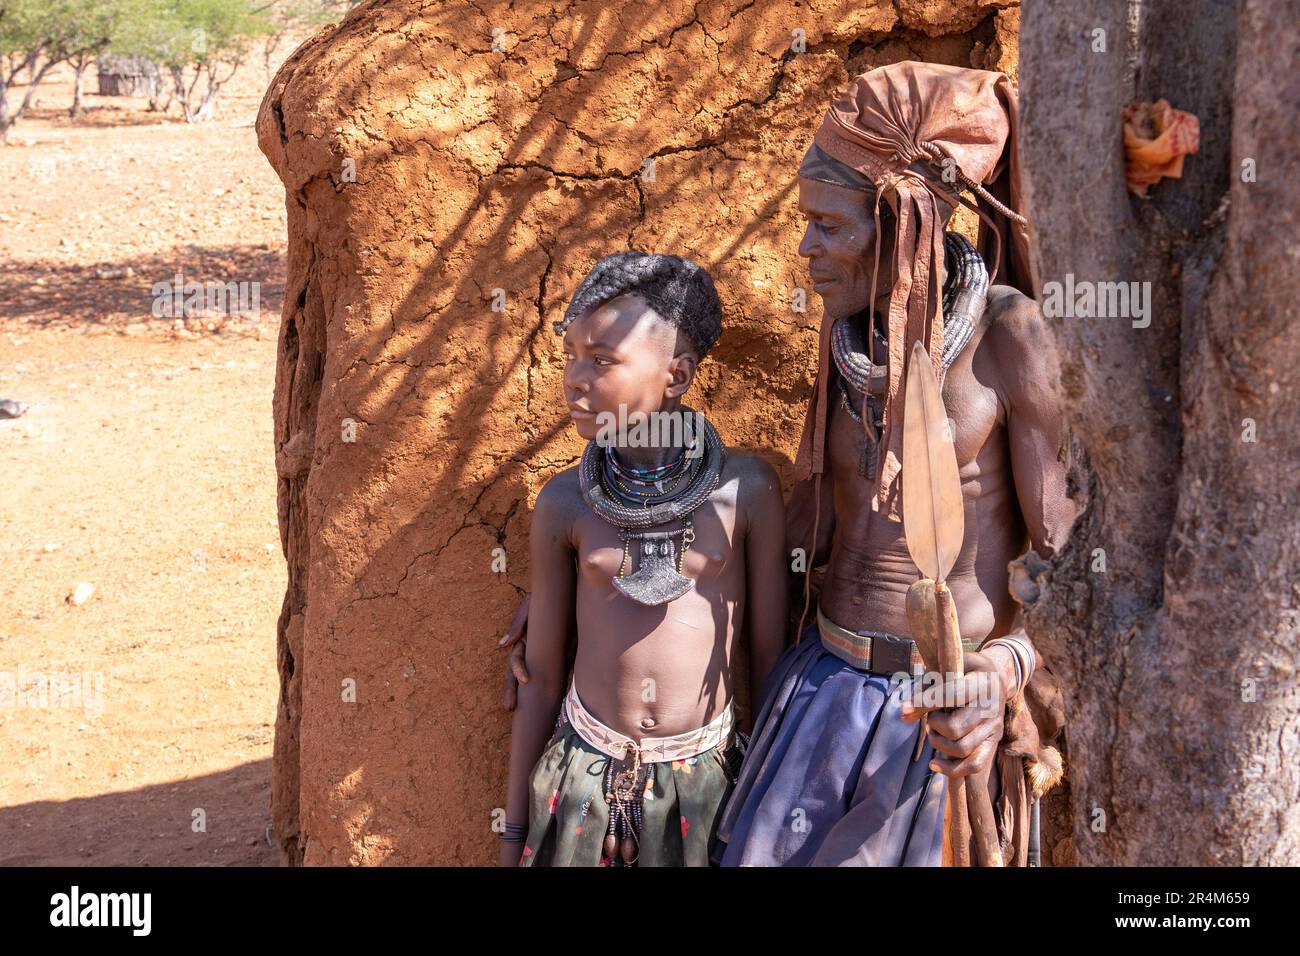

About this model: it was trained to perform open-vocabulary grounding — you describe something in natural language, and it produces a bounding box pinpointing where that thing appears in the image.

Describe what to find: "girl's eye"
[594,356,614,366]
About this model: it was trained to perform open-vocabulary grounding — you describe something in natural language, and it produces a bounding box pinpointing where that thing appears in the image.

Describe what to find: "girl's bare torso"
[567,458,750,742]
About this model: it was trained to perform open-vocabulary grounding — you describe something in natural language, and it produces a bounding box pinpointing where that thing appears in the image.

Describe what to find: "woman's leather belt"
[816,604,982,675]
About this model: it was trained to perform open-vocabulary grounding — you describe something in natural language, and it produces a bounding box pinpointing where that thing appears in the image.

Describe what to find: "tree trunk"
[1018,0,1299,865]
[264,35,282,83]
[0,78,12,144]
[148,62,170,113]
[170,65,196,124]
[16,60,55,120]
[70,58,88,119]
[1,57,55,141]
[194,68,223,122]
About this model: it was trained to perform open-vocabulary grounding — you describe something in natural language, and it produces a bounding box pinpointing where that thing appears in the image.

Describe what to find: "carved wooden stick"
[933,580,972,866]
[900,342,1001,866]
[905,580,938,764]
[935,582,1003,867]
[967,762,1004,866]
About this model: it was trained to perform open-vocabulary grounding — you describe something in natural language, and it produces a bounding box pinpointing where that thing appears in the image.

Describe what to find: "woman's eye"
[593,356,614,366]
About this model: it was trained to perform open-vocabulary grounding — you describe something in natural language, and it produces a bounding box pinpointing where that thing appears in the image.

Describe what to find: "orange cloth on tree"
[1123,99,1200,197]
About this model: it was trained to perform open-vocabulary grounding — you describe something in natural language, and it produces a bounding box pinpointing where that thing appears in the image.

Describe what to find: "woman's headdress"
[794,60,1032,519]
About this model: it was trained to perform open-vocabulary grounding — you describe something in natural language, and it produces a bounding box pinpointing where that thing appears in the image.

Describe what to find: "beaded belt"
[563,682,734,764]
[816,605,982,675]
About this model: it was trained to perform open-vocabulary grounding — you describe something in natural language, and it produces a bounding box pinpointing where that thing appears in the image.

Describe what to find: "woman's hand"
[900,647,1016,777]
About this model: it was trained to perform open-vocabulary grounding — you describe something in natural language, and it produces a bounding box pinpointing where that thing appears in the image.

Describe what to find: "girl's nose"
[564,364,590,392]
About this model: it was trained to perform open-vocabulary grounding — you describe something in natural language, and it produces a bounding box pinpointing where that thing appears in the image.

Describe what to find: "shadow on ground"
[1,246,285,330]
[0,760,282,866]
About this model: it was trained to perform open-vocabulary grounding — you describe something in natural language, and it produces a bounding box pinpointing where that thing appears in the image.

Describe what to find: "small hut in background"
[96,56,162,98]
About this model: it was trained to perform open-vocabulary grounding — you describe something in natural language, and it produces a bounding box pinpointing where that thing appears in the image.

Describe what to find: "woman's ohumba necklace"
[832,230,989,478]
[578,408,725,606]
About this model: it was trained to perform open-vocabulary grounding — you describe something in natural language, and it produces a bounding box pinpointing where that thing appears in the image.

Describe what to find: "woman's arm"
[786,471,835,571]
[743,457,790,713]
[500,476,577,864]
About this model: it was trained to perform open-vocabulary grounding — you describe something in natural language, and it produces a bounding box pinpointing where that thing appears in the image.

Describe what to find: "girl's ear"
[665,352,699,399]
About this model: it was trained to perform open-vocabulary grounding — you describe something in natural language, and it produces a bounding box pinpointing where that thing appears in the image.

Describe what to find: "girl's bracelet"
[498,822,528,842]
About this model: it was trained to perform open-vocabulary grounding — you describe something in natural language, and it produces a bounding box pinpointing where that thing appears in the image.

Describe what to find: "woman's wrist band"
[981,636,1034,700]
[986,640,1021,700]
[1007,635,1036,694]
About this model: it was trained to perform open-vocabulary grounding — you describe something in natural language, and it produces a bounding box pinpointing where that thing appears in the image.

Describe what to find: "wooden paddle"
[900,341,1002,867]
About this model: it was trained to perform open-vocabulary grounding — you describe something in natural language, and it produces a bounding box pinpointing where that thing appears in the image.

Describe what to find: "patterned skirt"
[519,709,748,867]
[711,623,947,866]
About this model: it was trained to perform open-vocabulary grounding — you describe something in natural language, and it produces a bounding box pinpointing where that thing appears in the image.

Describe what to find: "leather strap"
[817,604,981,675]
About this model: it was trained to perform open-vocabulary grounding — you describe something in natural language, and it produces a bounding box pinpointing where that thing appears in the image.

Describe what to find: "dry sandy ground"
[1,51,299,865]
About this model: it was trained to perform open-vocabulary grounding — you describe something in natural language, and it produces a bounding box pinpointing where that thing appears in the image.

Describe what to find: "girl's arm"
[500,477,577,864]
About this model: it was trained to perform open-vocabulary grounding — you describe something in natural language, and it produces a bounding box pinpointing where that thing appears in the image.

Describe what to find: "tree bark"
[1019,0,1299,865]
[0,80,12,144]
[13,59,55,127]
[1,57,55,142]
[170,65,195,123]
[70,57,88,119]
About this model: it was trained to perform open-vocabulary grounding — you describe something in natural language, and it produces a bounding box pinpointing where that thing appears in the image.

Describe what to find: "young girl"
[500,252,788,866]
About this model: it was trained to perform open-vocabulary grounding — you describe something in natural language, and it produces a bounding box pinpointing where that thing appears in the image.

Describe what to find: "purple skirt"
[713,624,947,866]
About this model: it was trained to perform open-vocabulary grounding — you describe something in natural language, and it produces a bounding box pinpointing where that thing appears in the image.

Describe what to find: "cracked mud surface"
[258,0,1020,864]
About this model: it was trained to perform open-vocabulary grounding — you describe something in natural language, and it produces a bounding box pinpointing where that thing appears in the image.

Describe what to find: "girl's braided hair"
[553,251,723,358]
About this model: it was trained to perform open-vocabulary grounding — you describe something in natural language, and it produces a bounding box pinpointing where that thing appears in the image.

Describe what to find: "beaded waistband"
[563,682,733,764]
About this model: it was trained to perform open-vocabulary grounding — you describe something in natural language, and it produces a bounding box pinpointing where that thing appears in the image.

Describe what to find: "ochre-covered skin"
[819,283,1075,642]
[790,168,1075,636]
[796,172,1076,792]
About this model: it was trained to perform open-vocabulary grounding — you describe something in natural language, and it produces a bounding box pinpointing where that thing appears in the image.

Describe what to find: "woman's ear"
[664,351,699,399]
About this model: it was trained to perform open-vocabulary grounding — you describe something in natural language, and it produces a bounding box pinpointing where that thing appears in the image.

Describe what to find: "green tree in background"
[258,0,345,81]
[2,0,153,136]
[66,0,145,118]
[1,0,346,138]
[3,1,77,138]
[116,0,274,123]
